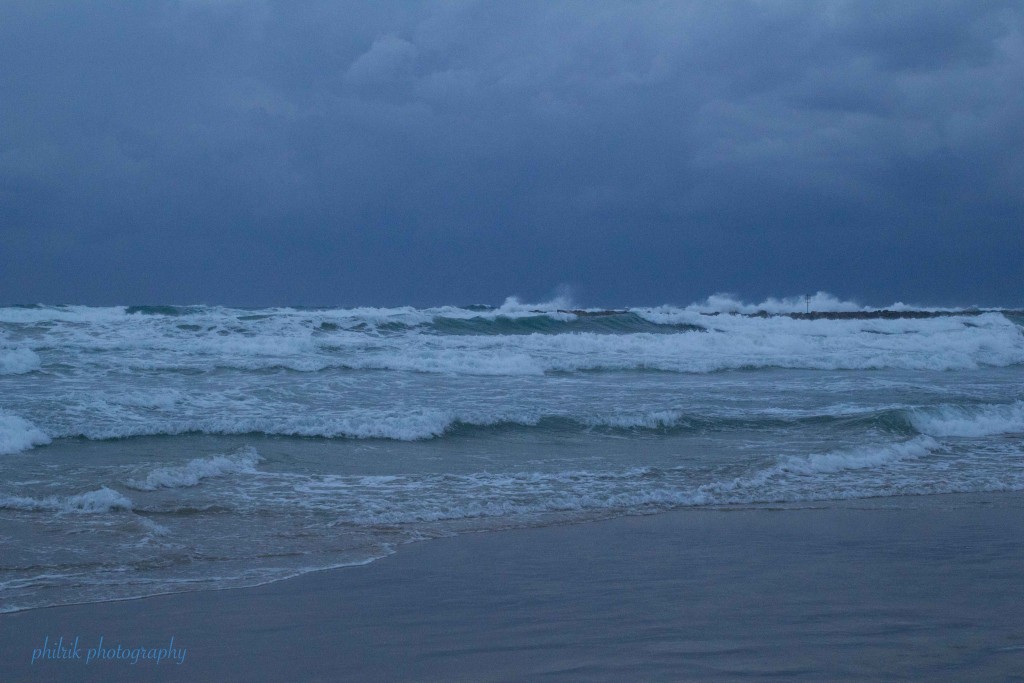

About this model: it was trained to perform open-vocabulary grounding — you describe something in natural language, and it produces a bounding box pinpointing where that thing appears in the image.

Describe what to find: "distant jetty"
[546,309,1023,320]
[754,310,978,320]
[738,309,1022,320]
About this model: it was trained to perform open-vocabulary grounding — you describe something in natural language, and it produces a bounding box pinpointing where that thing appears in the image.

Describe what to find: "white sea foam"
[772,436,939,476]
[0,412,51,454]
[688,436,943,504]
[18,395,1022,444]
[0,486,132,513]
[2,301,1020,377]
[582,410,687,429]
[242,312,1021,375]
[676,291,966,315]
[3,297,1020,617]
[339,350,548,376]
[125,448,262,491]
[0,305,130,324]
[45,408,545,442]
[910,402,1024,437]
[683,291,867,314]
[136,516,171,536]
[65,487,134,512]
[0,348,41,374]
[296,437,947,525]
[616,311,1024,373]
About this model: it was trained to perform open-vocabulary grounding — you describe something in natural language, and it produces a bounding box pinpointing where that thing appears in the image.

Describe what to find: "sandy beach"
[2,491,1022,682]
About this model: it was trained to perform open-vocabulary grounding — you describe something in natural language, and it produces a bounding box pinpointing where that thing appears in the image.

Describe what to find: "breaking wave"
[910,401,1024,437]
[0,412,51,455]
[0,487,132,514]
[2,297,1021,378]
[11,400,1024,448]
[0,348,40,375]
[16,405,918,446]
[125,448,262,491]
[314,436,950,525]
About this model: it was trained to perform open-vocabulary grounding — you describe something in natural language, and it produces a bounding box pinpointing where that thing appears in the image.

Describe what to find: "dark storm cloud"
[1,0,1021,306]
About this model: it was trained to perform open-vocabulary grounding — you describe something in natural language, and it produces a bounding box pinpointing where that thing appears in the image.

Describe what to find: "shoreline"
[3,491,1023,681]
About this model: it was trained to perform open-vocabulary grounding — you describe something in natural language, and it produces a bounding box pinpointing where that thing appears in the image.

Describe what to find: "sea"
[1,293,1022,613]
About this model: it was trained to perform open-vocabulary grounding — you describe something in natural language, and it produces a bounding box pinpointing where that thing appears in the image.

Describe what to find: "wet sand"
[3,492,1022,682]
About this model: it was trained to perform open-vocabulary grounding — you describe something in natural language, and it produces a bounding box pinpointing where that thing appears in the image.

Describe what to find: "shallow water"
[2,300,1023,611]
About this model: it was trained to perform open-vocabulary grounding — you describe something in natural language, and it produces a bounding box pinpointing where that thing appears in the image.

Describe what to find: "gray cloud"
[1,0,1021,306]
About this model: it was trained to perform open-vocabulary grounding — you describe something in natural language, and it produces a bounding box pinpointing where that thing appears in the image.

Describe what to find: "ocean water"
[1,295,1022,613]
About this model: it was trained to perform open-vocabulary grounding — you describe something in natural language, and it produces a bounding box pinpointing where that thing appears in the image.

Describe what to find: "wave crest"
[0,486,132,514]
[910,401,1024,437]
[0,348,41,375]
[125,448,262,491]
[0,412,51,455]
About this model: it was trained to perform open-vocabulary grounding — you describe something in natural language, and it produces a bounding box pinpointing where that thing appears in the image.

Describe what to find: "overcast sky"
[1,1,1021,307]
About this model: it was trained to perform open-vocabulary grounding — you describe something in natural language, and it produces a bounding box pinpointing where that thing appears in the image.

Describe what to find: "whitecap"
[0,412,51,455]
[0,347,41,375]
[0,486,132,513]
[125,448,262,491]
[910,402,1024,438]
